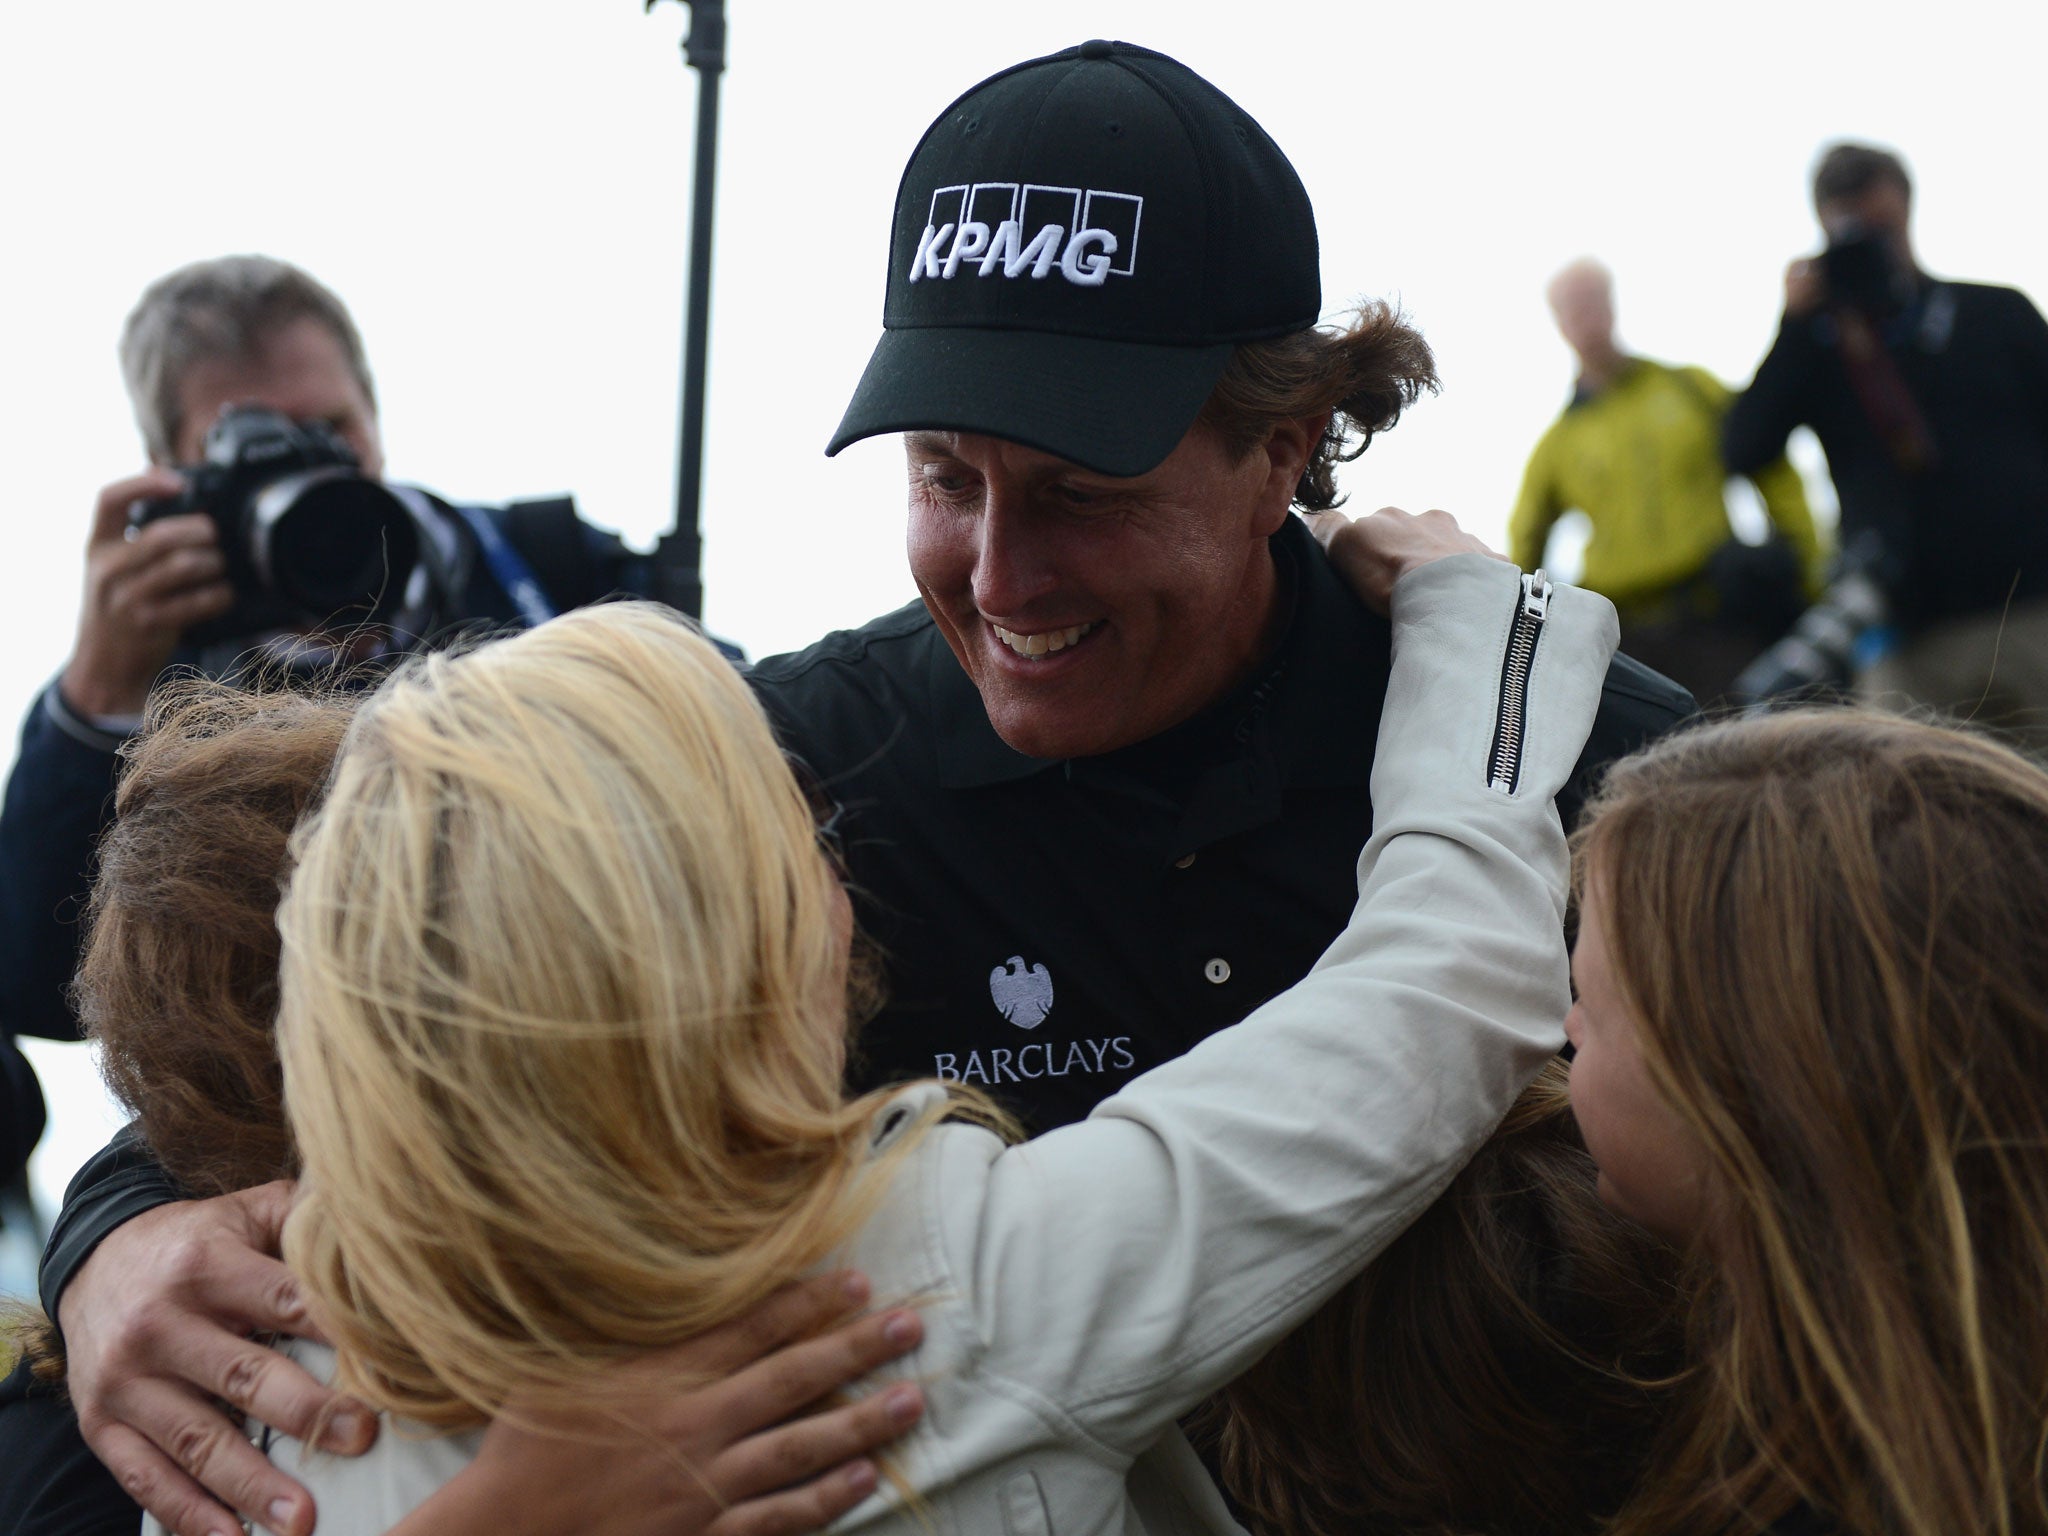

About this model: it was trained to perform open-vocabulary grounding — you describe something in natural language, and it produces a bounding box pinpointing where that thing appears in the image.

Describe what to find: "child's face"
[1564,882,1716,1247]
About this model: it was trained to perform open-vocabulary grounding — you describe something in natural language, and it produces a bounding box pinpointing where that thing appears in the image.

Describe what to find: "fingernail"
[884,1385,922,1423]
[841,1270,871,1304]
[323,1410,368,1449]
[266,1498,299,1533]
[843,1458,877,1493]
[883,1311,919,1347]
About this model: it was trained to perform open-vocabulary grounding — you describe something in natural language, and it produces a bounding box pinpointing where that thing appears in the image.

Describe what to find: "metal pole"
[648,0,726,619]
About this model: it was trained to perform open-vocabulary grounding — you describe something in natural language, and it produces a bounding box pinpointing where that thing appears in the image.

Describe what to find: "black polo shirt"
[751,515,1693,1132]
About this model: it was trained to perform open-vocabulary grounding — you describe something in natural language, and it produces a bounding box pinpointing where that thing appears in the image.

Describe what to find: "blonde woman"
[1567,711,2048,1536]
[265,511,1617,1534]
[4,680,922,1536]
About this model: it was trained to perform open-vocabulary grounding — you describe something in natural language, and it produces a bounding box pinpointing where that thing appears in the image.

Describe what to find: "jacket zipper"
[1486,570,1553,795]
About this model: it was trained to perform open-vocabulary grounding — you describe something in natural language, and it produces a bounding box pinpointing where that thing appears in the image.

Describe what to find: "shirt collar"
[930,513,1387,800]
[1567,355,1645,410]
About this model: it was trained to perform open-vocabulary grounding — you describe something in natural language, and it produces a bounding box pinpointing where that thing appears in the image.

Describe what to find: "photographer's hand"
[1784,257,1826,318]
[61,469,234,718]
[59,1182,366,1536]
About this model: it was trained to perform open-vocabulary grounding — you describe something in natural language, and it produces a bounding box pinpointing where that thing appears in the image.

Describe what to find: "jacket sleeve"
[1724,314,1823,477]
[1507,433,1563,574]
[39,1123,182,1332]
[0,686,128,1042]
[0,1353,140,1536]
[1,1035,46,1192]
[1750,451,1828,595]
[2005,287,2048,438]
[946,554,1617,1453]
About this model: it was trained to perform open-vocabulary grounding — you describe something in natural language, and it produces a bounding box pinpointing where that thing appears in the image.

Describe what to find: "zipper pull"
[1521,569,1553,620]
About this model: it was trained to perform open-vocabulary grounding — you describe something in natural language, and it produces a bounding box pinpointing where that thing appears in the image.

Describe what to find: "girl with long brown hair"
[1567,709,2048,1536]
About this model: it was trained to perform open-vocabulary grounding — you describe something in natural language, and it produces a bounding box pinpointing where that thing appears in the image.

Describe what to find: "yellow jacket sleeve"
[1748,454,1827,597]
[1508,431,1562,573]
[1684,368,1826,597]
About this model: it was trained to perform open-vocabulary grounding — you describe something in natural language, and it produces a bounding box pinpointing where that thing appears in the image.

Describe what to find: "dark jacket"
[0,491,653,1044]
[0,492,661,1207]
[1724,279,2048,628]
[752,514,1693,1130]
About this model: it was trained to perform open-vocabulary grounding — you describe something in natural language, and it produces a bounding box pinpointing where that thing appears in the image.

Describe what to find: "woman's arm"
[955,519,1617,1451]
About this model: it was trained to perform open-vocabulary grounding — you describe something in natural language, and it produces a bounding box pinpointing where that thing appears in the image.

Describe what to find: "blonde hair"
[1576,709,2048,1536]
[279,602,995,1427]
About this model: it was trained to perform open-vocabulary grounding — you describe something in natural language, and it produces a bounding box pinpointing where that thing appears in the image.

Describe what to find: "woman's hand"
[387,1271,926,1536]
[1305,506,1509,615]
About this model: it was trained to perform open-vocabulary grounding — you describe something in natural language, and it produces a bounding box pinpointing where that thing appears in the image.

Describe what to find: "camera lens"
[248,470,422,624]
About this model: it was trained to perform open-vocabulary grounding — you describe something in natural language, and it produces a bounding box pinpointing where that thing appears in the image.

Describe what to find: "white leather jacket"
[217,554,1618,1536]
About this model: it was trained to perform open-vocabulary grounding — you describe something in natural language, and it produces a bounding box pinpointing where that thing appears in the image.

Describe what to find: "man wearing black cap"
[33,41,1692,1535]
[760,38,1690,1124]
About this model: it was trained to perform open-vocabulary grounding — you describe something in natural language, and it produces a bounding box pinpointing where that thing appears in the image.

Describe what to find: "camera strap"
[1831,305,1938,474]
[450,503,558,627]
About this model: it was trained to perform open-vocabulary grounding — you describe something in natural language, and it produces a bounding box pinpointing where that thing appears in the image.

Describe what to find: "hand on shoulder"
[1305,506,1510,615]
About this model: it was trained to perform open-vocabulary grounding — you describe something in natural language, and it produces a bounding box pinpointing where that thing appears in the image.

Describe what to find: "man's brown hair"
[1199,301,1439,513]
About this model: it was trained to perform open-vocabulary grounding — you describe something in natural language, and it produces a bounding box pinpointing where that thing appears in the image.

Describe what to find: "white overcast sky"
[7,0,2047,1220]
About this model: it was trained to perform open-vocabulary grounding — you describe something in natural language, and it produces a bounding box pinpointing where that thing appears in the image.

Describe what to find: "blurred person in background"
[1512,258,1823,706]
[1724,144,2048,737]
[0,255,688,1227]
[0,1041,43,1294]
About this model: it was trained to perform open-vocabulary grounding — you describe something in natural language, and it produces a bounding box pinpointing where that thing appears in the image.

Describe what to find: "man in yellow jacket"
[1511,259,1823,703]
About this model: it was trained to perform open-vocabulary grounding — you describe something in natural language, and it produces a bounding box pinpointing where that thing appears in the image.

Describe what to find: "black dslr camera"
[1821,221,1910,315]
[1730,530,1896,708]
[129,405,422,643]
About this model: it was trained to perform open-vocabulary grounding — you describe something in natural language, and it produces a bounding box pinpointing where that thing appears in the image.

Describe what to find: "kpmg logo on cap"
[907,182,1143,289]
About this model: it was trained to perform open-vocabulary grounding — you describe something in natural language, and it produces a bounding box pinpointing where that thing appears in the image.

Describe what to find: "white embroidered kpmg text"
[908,183,1143,288]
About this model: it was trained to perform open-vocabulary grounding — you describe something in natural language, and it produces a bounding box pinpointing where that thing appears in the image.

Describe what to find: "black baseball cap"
[827,39,1320,477]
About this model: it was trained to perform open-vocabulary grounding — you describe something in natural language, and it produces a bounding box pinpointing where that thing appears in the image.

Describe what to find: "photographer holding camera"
[0,255,678,1077]
[1723,144,2048,730]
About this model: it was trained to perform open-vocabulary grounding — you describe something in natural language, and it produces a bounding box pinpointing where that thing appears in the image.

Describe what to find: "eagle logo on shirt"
[989,956,1054,1030]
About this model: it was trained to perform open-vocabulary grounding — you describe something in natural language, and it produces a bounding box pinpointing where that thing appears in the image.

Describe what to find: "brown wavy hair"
[1204,1060,1686,1536]
[1578,709,2048,1536]
[8,681,354,1382]
[77,679,354,1198]
[1198,300,1440,512]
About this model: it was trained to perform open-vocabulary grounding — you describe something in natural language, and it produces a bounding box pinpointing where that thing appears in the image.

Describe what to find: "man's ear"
[1248,411,1330,537]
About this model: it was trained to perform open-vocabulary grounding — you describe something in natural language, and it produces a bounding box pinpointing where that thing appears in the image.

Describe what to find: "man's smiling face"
[903,422,1304,760]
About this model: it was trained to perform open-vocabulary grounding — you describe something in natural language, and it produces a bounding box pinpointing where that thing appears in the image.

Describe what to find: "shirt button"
[1174,853,1197,870]
[1203,957,1231,985]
